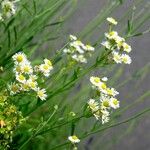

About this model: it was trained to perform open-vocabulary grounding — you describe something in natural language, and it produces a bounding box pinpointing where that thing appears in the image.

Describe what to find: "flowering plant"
[0,0,149,149]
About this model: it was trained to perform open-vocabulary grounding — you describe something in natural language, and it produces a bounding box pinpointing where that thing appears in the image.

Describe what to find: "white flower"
[90,76,101,87]
[72,54,87,63]
[8,82,20,95]
[100,98,110,109]
[121,54,132,64]
[101,109,110,124]
[122,42,132,53]
[112,51,122,63]
[106,87,119,96]
[12,52,27,64]
[88,99,99,112]
[98,82,107,94]
[63,48,71,54]
[110,98,120,109]
[44,59,53,68]
[37,88,47,100]
[20,82,30,91]
[101,77,108,82]
[16,74,26,83]
[105,31,118,40]
[27,79,37,91]
[29,75,38,81]
[69,35,77,41]
[1,0,16,18]
[107,17,118,25]
[39,63,52,77]
[68,135,80,144]
[21,63,33,74]
[102,114,110,124]
[101,41,112,49]
[85,44,95,52]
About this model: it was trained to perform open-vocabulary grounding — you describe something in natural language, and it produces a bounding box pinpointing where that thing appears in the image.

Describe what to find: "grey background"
[64,0,150,150]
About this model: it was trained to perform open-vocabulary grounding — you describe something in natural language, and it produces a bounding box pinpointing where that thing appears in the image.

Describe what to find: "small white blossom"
[69,35,77,41]
[107,17,118,25]
[68,135,80,144]
[122,42,132,53]
[16,74,26,83]
[12,52,27,64]
[37,88,47,100]
[110,98,120,109]
[112,51,122,63]
[121,54,132,64]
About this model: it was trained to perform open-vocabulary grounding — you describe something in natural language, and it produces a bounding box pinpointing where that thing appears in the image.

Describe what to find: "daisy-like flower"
[85,44,95,52]
[12,52,27,64]
[102,111,110,124]
[122,42,132,53]
[29,75,38,81]
[13,65,22,74]
[107,17,118,25]
[1,0,16,18]
[21,63,33,74]
[20,82,30,92]
[106,87,119,96]
[110,98,120,109]
[37,88,47,100]
[8,82,20,95]
[101,41,112,49]
[112,51,122,63]
[100,98,110,109]
[90,76,101,87]
[69,35,77,41]
[88,99,99,112]
[44,59,53,68]
[121,54,132,64]
[27,80,37,91]
[72,54,87,63]
[63,48,71,54]
[98,82,107,94]
[16,74,26,83]
[101,77,108,82]
[68,135,80,144]
[39,63,52,77]
[105,31,118,40]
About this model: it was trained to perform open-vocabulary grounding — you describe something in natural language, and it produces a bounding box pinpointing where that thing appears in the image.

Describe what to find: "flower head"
[107,17,118,25]
[37,88,47,100]
[68,135,80,144]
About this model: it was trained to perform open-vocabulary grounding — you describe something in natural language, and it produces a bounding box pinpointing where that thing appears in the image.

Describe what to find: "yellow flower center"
[43,64,49,70]
[94,77,100,83]
[103,100,109,107]
[19,74,25,81]
[113,99,118,105]
[38,91,44,97]
[23,66,30,72]
[101,83,107,89]
[16,55,23,63]
[72,136,78,140]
